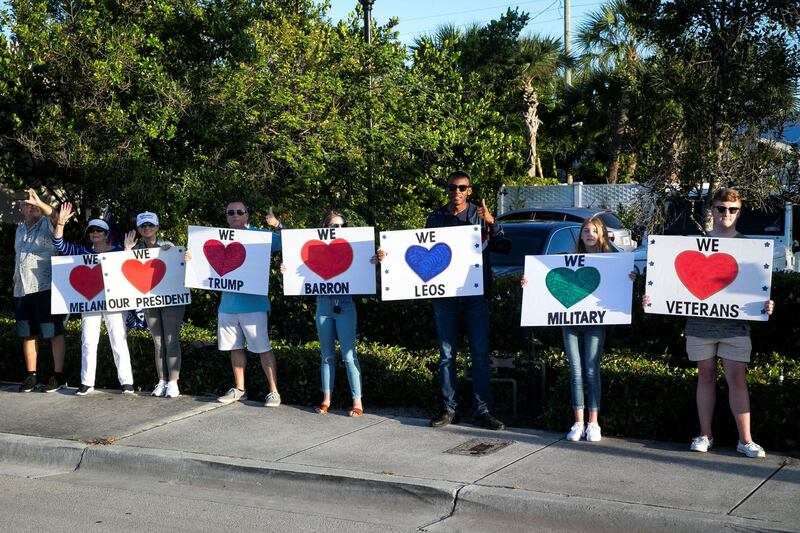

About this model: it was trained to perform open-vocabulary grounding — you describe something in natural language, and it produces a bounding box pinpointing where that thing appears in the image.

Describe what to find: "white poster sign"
[185,225,273,296]
[644,235,773,321]
[281,227,376,296]
[99,247,191,311]
[521,253,634,327]
[379,225,484,301]
[51,254,107,314]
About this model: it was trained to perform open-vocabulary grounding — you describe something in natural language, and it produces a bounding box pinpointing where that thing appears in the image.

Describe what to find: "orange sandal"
[315,404,330,414]
[348,407,363,417]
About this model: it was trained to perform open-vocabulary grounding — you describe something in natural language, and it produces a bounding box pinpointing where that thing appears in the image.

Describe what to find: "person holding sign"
[14,188,67,393]
[644,188,774,458]
[302,211,364,416]
[123,212,185,398]
[187,201,283,406]
[524,216,635,443]
[52,203,134,396]
[425,171,510,430]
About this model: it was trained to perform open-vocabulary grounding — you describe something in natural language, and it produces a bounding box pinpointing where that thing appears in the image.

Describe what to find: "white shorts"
[217,312,272,353]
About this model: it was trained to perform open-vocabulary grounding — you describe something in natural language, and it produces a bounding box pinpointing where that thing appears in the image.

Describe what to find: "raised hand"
[57,202,74,226]
[476,199,495,225]
[123,230,137,251]
[265,206,280,228]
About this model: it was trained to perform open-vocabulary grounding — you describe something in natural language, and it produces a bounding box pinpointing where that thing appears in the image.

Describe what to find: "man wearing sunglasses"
[213,201,284,408]
[683,188,774,458]
[425,171,510,431]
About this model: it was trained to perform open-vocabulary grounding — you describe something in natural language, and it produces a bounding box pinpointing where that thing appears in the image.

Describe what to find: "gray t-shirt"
[14,216,56,297]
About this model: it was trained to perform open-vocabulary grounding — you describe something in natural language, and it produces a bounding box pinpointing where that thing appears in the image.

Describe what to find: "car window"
[490,227,547,266]
[546,228,578,254]
[532,212,566,222]
[497,212,534,221]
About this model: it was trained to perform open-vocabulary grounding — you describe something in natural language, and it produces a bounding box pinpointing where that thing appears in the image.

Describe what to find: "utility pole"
[564,0,571,87]
[360,0,375,223]
[361,0,374,44]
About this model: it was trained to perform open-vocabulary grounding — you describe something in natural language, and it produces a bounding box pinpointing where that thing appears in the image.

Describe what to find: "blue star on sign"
[649,261,654,267]
[385,287,389,291]
[764,264,770,269]
[474,283,479,288]
[647,303,652,307]
[474,227,479,231]
[764,241,771,247]
[761,309,766,314]
[650,239,655,245]
[474,243,479,248]
[474,264,480,268]
[648,281,653,286]
[384,270,389,274]
[382,234,387,239]
[763,286,768,291]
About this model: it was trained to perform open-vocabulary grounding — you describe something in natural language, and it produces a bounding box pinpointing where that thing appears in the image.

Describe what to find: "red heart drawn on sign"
[69,265,104,301]
[301,238,353,280]
[122,259,167,294]
[674,250,739,300]
[203,240,246,277]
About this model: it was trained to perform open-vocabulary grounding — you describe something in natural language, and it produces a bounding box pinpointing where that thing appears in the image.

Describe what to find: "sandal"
[348,407,363,417]
[315,404,330,414]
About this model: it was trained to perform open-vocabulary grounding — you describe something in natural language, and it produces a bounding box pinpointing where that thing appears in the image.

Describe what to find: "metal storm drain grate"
[445,438,513,456]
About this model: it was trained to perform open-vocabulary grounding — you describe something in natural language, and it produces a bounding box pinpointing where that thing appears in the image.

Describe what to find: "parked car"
[491,220,624,276]
[496,207,637,251]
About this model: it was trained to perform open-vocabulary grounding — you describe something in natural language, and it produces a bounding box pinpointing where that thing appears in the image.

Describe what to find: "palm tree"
[578,0,650,183]
[518,35,564,178]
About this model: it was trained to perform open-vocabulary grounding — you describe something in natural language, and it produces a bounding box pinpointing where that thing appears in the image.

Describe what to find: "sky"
[319,0,607,47]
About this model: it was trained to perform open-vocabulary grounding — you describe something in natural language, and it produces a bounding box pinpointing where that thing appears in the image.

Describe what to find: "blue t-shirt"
[218,229,281,314]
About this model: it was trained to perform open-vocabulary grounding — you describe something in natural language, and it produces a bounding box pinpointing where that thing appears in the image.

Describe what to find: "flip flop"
[315,404,330,414]
[348,407,363,417]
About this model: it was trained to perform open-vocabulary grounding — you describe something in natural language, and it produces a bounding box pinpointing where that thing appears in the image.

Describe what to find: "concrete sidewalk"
[0,383,797,532]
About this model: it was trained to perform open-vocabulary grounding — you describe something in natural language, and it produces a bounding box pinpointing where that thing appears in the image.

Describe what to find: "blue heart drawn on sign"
[405,243,452,282]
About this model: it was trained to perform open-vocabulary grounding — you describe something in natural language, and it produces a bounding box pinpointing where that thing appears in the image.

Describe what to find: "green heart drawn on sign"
[545,267,601,309]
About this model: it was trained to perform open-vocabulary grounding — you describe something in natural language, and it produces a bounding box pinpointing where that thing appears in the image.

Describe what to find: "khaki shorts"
[686,335,751,363]
[217,311,271,353]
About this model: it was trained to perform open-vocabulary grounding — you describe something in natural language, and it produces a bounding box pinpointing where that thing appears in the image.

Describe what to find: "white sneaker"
[737,441,766,458]
[566,422,584,441]
[690,435,713,452]
[585,423,602,442]
[151,380,167,397]
[165,381,180,398]
[218,387,246,404]
[264,391,281,407]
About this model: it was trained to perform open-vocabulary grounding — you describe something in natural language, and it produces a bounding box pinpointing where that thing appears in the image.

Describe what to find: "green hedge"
[1,316,797,453]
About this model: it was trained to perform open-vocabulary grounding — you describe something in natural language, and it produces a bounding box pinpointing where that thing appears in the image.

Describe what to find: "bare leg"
[696,358,717,438]
[259,350,277,392]
[22,337,37,372]
[51,334,65,373]
[722,359,752,444]
[587,409,598,424]
[231,349,247,390]
[574,407,584,424]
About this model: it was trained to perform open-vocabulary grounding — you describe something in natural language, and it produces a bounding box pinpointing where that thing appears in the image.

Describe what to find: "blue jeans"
[432,296,492,415]
[316,296,362,398]
[562,326,606,411]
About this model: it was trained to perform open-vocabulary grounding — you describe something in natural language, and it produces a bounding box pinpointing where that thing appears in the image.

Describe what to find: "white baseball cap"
[85,219,109,232]
[136,211,159,227]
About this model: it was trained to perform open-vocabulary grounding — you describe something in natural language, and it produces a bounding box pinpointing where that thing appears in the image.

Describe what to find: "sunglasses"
[714,206,740,214]
[226,209,247,216]
[446,184,470,192]
[87,227,107,234]
[138,223,156,228]
[328,223,344,228]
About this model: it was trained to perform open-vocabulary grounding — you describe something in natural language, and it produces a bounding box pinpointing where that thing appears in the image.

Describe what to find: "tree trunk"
[607,90,630,184]
[522,80,542,178]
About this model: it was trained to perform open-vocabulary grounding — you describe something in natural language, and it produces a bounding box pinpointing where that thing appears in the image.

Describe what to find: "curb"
[76,444,460,525]
[447,484,791,533]
[0,432,87,474]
